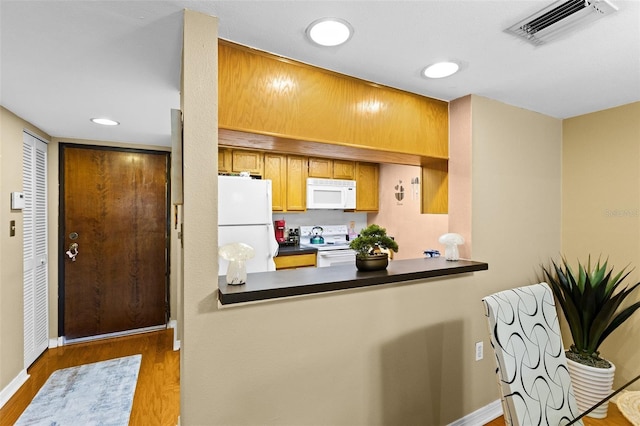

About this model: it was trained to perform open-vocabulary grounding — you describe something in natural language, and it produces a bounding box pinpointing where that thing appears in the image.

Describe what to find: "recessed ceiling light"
[423,62,460,79]
[90,118,120,126]
[306,18,353,47]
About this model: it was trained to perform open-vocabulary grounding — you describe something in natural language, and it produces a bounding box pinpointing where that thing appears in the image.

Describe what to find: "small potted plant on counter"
[542,256,640,418]
[349,224,399,271]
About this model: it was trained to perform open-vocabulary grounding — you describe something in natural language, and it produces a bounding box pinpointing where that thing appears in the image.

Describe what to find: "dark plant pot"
[355,253,389,271]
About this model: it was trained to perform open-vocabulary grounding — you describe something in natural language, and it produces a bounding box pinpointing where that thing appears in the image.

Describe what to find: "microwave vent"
[506,0,618,46]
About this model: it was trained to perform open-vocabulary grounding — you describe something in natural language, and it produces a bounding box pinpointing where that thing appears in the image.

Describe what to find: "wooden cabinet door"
[332,160,355,180]
[355,162,379,211]
[308,157,333,178]
[286,155,307,211]
[264,153,287,211]
[422,160,448,214]
[274,253,316,270]
[218,148,232,173]
[232,150,263,175]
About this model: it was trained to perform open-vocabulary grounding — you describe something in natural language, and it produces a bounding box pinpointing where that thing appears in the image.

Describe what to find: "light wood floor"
[0,329,179,426]
[484,402,632,426]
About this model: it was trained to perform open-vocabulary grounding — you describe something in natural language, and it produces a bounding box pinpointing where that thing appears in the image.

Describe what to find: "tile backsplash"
[275,210,368,237]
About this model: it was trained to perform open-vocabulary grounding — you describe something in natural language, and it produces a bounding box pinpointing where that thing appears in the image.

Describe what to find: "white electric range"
[299,225,356,268]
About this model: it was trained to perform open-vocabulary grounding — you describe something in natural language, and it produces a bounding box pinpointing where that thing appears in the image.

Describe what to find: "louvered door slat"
[33,139,48,353]
[23,141,34,269]
[23,132,48,369]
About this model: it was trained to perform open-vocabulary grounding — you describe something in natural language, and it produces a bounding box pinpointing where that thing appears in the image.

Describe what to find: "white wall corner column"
[179,10,219,424]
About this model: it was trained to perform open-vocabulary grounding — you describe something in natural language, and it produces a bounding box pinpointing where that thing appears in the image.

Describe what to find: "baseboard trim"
[448,399,502,426]
[49,337,59,348]
[63,324,165,345]
[167,320,180,351]
[0,369,29,409]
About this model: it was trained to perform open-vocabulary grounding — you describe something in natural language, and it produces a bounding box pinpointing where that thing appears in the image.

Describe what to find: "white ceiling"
[1,1,639,147]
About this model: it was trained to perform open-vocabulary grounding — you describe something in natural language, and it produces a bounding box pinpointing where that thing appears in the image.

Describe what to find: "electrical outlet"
[475,341,483,361]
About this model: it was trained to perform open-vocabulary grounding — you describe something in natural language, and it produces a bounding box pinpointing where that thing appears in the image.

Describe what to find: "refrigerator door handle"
[267,223,279,257]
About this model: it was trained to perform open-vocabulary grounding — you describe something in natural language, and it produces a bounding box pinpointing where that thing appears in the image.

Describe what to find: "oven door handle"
[318,251,355,257]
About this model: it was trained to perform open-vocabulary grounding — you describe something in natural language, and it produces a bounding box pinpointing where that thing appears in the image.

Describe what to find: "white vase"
[566,357,616,419]
[226,259,247,285]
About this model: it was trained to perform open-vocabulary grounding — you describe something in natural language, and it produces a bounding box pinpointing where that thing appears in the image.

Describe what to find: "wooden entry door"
[61,145,169,340]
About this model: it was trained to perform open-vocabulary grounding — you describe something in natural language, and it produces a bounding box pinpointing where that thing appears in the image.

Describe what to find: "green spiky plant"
[542,256,640,368]
[349,224,398,259]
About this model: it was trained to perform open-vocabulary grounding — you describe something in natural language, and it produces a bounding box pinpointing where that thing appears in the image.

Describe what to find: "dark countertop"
[276,245,318,256]
[218,257,488,305]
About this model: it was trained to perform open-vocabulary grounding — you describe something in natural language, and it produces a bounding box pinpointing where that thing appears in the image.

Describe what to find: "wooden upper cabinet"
[422,160,448,214]
[231,150,263,175]
[285,155,307,211]
[309,157,355,180]
[263,153,287,211]
[218,41,448,160]
[332,160,355,180]
[355,162,379,212]
[308,157,332,178]
[218,148,232,173]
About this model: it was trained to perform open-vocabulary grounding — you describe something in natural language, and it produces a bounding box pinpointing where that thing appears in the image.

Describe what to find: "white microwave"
[306,178,356,209]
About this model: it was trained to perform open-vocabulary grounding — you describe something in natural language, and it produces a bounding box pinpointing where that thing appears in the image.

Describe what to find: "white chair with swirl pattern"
[482,282,583,426]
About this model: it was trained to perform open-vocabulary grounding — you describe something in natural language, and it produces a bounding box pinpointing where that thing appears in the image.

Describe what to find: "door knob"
[66,242,79,261]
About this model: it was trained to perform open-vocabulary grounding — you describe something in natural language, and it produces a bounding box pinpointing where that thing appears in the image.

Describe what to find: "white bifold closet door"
[23,132,48,368]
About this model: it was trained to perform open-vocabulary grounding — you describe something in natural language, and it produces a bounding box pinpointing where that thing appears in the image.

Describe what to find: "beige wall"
[0,107,50,392]
[470,95,563,268]
[179,9,220,424]
[179,10,564,422]
[465,94,563,411]
[562,102,640,390]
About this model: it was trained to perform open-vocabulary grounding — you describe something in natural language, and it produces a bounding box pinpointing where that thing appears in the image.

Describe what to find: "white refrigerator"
[218,176,279,275]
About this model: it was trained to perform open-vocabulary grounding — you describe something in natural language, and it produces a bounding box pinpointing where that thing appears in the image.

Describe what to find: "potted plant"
[542,256,640,418]
[349,224,398,271]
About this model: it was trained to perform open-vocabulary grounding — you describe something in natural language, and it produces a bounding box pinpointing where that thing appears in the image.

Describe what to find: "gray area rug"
[16,354,142,426]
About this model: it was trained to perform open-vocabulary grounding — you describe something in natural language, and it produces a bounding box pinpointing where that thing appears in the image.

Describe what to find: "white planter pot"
[566,357,616,419]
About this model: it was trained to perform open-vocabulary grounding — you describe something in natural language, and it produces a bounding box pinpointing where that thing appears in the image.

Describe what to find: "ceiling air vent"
[507,0,618,46]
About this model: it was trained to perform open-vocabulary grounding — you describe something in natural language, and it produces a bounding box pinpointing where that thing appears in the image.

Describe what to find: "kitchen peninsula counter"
[218,257,488,305]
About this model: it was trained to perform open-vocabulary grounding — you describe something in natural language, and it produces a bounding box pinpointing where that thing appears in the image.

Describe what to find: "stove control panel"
[299,225,350,247]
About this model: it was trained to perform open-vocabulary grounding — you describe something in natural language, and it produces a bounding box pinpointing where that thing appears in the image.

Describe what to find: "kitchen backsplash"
[369,163,448,260]
[275,211,368,238]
